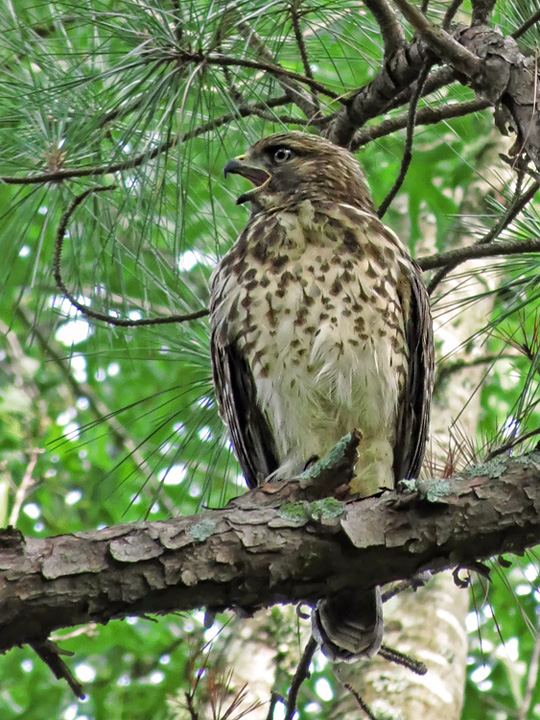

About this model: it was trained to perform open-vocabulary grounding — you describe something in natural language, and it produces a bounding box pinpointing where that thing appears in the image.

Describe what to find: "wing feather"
[394,261,434,482]
[210,329,279,489]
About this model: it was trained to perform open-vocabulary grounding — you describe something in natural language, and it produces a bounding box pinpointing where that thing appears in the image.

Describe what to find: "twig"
[284,637,316,720]
[343,683,378,720]
[352,97,490,148]
[487,426,540,460]
[386,66,457,116]
[379,644,427,675]
[265,692,281,720]
[418,236,540,272]
[363,0,406,55]
[225,24,334,110]
[512,9,540,40]
[31,639,85,699]
[426,180,540,293]
[0,97,291,185]
[289,3,320,112]
[378,62,430,217]
[185,689,200,720]
[53,187,209,327]
[443,0,464,30]
[8,448,40,527]
[434,353,518,393]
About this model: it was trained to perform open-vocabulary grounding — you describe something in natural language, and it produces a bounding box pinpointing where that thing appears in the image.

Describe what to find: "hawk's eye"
[272,147,293,164]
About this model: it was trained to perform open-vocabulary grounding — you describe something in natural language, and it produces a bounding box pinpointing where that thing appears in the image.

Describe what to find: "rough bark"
[327,21,540,170]
[1,449,540,654]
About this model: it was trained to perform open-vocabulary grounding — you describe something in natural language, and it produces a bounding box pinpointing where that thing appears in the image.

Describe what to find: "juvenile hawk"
[210,131,433,660]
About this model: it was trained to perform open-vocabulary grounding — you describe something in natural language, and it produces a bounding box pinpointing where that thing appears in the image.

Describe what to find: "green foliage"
[0,1,539,719]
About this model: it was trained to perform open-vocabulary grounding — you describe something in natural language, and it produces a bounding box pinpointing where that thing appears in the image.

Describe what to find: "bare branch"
[2,448,540,653]
[443,0,464,30]
[426,180,540,293]
[352,98,490,148]
[512,9,540,40]
[418,236,540,272]
[53,187,209,327]
[518,613,540,720]
[378,62,430,217]
[219,23,331,115]
[31,640,84,699]
[284,637,317,720]
[289,3,320,112]
[392,0,482,76]
[362,0,406,55]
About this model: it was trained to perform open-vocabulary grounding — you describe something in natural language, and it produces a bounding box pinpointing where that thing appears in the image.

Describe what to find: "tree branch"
[352,97,490,148]
[2,444,540,655]
[363,0,406,56]
[417,236,540,272]
[0,96,291,185]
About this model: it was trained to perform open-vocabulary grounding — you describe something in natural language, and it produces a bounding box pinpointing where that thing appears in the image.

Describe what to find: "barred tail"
[311,587,383,661]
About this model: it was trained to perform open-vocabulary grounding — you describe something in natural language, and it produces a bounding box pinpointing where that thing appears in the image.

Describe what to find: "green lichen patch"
[307,497,345,520]
[278,502,309,523]
[420,478,451,503]
[467,457,507,479]
[189,518,216,542]
[513,451,540,466]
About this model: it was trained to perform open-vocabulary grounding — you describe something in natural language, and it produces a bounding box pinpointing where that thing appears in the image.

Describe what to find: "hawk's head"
[224,131,374,213]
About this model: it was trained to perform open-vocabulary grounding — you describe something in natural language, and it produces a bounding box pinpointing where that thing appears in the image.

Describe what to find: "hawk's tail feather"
[311,587,383,662]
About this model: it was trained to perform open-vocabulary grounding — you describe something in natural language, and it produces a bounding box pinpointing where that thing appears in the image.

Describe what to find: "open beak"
[223,155,271,204]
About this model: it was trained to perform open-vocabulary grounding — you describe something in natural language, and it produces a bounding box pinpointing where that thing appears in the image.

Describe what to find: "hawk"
[209,131,433,660]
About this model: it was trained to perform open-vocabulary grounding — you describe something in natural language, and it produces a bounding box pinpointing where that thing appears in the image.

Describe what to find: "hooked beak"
[223,155,271,204]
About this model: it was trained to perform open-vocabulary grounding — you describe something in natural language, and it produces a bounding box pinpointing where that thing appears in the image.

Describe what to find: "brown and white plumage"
[210,131,433,660]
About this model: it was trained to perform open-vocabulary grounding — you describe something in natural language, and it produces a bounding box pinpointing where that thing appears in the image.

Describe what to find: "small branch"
[53,187,209,327]
[284,637,317,720]
[434,353,518,394]
[386,66,457,116]
[362,0,406,56]
[379,644,427,675]
[426,180,540,293]
[512,10,540,40]
[378,62,430,217]
[343,683,378,720]
[213,34,336,105]
[0,96,291,185]
[31,640,85,699]
[352,97,490,148]
[8,448,40,527]
[487,427,540,461]
[417,236,540,272]
[289,4,320,113]
[443,0,464,30]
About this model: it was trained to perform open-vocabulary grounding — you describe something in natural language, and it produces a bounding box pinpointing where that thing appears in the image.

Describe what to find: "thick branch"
[1,448,540,654]
[327,17,540,172]
[363,0,406,56]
